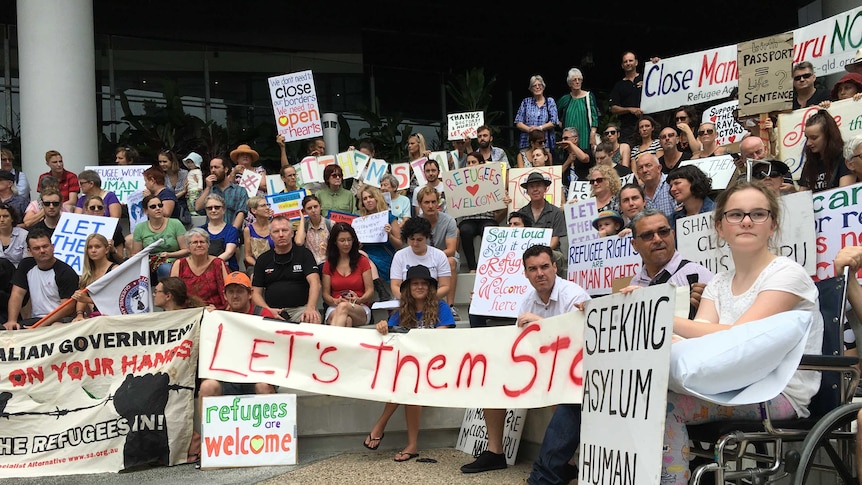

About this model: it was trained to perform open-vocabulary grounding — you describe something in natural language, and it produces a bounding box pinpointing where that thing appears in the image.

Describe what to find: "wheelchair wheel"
[790,402,862,485]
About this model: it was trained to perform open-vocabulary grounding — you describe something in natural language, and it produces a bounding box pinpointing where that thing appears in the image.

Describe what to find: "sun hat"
[229,144,260,163]
[183,152,203,168]
[592,210,624,231]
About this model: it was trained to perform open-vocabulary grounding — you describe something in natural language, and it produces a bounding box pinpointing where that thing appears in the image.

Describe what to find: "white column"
[17,0,97,182]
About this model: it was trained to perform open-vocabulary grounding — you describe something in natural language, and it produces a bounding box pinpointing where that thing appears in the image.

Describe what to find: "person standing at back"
[557,68,599,154]
[792,61,830,109]
[515,75,559,153]
[608,51,644,141]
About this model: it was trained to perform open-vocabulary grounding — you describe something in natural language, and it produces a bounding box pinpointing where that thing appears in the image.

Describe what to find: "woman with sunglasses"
[316,164,355,217]
[200,194,240,272]
[601,122,632,168]
[82,194,126,262]
[629,115,663,163]
[132,194,188,281]
[587,164,621,213]
[170,227,228,308]
[243,195,274,276]
[691,121,728,159]
[670,105,702,156]
[321,223,374,327]
[71,234,118,321]
[516,130,552,168]
[74,169,122,218]
[659,181,823,483]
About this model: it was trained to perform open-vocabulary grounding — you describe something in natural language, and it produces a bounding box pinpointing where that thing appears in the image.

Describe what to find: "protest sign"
[566,180,591,203]
[328,211,357,224]
[579,284,675,485]
[441,163,506,218]
[563,197,600,246]
[199,309,585,409]
[676,190,816,275]
[410,157,429,187]
[428,151,450,173]
[351,211,389,243]
[678,155,738,190]
[809,182,862,281]
[777,99,862,175]
[126,190,146,233]
[51,213,119,274]
[87,239,160,315]
[447,111,484,140]
[265,174,285,194]
[200,394,297,469]
[265,189,306,220]
[297,155,335,185]
[237,169,263,198]
[507,166,563,211]
[84,165,148,204]
[360,158,387,188]
[701,100,749,148]
[336,151,360,180]
[390,162,411,190]
[568,235,641,296]
[268,70,321,142]
[455,408,525,466]
[0,308,201,478]
[736,33,794,118]
[470,227,551,317]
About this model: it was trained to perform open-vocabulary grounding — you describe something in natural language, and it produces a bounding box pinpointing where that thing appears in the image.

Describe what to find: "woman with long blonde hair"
[71,234,118,320]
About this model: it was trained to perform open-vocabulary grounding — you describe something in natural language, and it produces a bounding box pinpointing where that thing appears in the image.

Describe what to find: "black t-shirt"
[660,152,692,174]
[28,220,57,238]
[607,75,644,139]
[252,244,317,308]
[12,257,78,318]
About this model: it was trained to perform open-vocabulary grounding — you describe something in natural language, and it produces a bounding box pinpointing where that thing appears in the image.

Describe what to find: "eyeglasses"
[850,154,862,163]
[206,205,223,211]
[531,84,543,89]
[674,116,689,122]
[569,78,583,83]
[603,130,618,135]
[659,133,677,140]
[636,227,673,241]
[697,129,715,136]
[88,205,104,211]
[793,73,813,82]
[42,201,61,207]
[148,203,164,209]
[330,173,343,178]
[283,173,297,177]
[589,177,606,185]
[722,209,772,224]
[80,180,93,185]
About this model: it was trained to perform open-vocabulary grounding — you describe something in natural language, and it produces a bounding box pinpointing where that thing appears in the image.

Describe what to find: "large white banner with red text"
[0,309,201,478]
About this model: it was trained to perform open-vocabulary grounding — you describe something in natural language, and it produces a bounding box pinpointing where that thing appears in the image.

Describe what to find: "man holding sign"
[3,229,78,329]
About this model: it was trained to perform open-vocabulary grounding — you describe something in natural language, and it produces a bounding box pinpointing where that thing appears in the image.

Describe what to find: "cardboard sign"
[567,180,592,203]
[678,155,738,191]
[84,165,149,204]
[351,211,389,243]
[563,197,600,246]
[200,394,297,469]
[199,309,586,409]
[579,284,675,485]
[568,235,641,296]
[441,163,507,218]
[447,111,484,140]
[702,100,749,148]
[335,151,360,180]
[776,99,862,175]
[507,166,564,211]
[0,309,201,478]
[268,70,322,142]
[297,155,335,185]
[237,169,263,198]
[51,212,119,274]
[736,33,794,117]
[470,227,551,317]
[265,174,285,194]
[428,151,450,173]
[265,189,306,220]
[676,190,816,275]
[455,408,525,466]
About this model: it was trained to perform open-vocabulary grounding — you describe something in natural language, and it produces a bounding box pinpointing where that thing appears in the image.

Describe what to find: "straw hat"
[230,144,259,163]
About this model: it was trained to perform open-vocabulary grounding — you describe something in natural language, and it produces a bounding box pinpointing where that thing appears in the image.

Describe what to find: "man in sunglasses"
[792,61,829,109]
[26,187,63,237]
[0,170,28,221]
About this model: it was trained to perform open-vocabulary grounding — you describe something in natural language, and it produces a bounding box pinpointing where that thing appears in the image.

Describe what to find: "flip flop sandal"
[394,451,419,462]
[363,433,384,450]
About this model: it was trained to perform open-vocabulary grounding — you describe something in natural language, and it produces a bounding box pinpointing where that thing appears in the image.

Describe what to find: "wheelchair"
[686,268,862,485]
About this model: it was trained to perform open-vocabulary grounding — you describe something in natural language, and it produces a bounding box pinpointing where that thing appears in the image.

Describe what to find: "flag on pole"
[87,239,164,315]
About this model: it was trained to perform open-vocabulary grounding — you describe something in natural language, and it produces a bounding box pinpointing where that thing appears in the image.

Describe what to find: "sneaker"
[460,450,506,473]
[450,305,461,321]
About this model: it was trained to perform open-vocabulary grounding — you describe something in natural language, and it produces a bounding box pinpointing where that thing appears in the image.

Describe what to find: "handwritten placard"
[702,100,749,148]
[564,197,600,246]
[84,165,149,204]
[428,151,450,173]
[579,284,675,484]
[568,235,641,296]
[410,157,429,187]
[807,182,862,281]
[507,166,563,211]
[328,210,357,225]
[736,33,794,118]
[447,111,484,140]
[678,155,738,191]
[336,151,360,180]
[265,189,306,220]
[675,189,816,275]
[351,211,389,243]
[567,180,592,203]
[237,169,263,198]
[51,212,119,274]
[441,163,506,218]
[470,227,551,317]
[268,70,321,142]
[391,163,411,191]
[777,99,862,176]
[200,394,297,469]
[360,158,388,188]
[455,408,525,466]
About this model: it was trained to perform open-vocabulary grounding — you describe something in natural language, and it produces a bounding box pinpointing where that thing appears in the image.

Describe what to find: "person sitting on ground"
[0,203,27,267]
[294,193,332,274]
[82,194,126,262]
[71,234,119,320]
[200,193,240,272]
[75,169,122,218]
[242,195,274,276]
[321,223,374,327]
[357,186,402,301]
[416,185,461,319]
[364,265,455,462]
[23,175,64,228]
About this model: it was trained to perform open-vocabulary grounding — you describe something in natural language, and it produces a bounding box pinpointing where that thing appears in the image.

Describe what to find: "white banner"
[441,163,507,218]
[0,309,202,477]
[678,155,738,191]
[237,169,262,198]
[268,70,322,142]
[351,211,389,244]
[676,190,816,275]
[470,227,551,317]
[87,239,161,316]
[701,100,749,148]
[579,284,675,485]
[51,213,119,274]
[199,309,585,409]
[84,165,149,205]
[568,235,641,296]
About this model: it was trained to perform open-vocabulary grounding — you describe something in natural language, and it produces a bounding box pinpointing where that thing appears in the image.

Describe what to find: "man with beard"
[475,125,509,165]
[195,156,248,232]
[411,159,447,215]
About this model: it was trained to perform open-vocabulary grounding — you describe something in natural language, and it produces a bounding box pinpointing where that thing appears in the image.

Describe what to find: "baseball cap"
[183,152,203,168]
[224,271,252,289]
